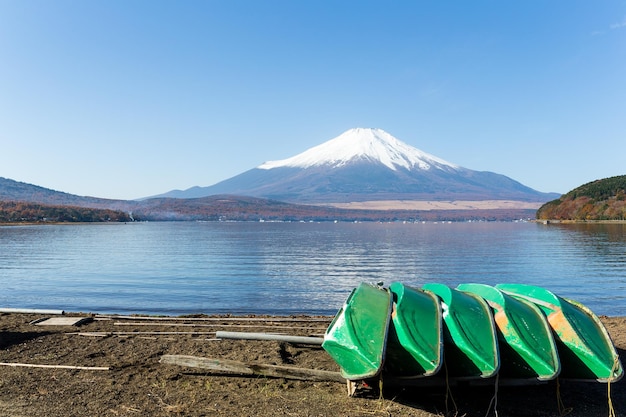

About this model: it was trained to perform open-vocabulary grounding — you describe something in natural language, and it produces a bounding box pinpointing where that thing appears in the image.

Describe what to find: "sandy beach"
[0,312,624,417]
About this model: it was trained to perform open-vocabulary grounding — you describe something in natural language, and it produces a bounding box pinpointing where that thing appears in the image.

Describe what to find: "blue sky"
[1,1,625,200]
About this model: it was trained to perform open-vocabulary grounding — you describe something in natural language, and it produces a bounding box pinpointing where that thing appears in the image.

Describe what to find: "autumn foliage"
[536,175,626,221]
[0,201,132,223]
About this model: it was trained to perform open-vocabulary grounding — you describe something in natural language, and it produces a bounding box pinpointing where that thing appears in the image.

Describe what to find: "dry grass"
[0,313,624,416]
[327,200,544,211]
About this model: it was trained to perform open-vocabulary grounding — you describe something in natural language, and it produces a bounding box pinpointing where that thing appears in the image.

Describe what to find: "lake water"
[1,221,625,316]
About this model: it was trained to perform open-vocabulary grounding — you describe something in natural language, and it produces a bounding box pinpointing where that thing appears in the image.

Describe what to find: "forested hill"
[0,177,133,211]
[0,201,132,223]
[536,175,626,221]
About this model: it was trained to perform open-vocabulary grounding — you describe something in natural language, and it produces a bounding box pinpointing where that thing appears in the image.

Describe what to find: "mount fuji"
[155,128,558,204]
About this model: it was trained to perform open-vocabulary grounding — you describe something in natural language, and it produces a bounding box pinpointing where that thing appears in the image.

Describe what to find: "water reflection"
[0,222,624,316]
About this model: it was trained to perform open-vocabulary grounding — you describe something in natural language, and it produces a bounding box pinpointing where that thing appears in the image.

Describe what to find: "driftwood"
[215,331,324,345]
[160,354,344,383]
[0,362,109,371]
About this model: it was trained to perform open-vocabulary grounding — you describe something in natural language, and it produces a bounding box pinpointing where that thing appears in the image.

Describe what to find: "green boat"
[322,282,392,380]
[458,283,560,381]
[422,283,499,379]
[497,284,623,382]
[385,282,442,377]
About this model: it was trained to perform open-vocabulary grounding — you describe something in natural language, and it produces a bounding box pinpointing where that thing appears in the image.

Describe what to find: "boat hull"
[322,282,392,380]
[458,283,560,381]
[423,283,499,379]
[386,282,442,377]
[497,283,623,382]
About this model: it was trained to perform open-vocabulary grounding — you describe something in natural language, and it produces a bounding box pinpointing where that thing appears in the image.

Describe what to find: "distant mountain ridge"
[0,177,133,211]
[156,128,559,203]
[0,178,536,222]
[1,128,560,222]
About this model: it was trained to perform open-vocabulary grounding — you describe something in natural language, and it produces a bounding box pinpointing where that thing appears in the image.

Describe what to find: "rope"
[484,373,499,417]
[607,355,620,417]
[444,361,458,416]
[555,378,572,416]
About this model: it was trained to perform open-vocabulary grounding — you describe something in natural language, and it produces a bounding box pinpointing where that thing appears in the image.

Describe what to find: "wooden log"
[0,362,109,371]
[215,331,324,345]
[160,354,344,383]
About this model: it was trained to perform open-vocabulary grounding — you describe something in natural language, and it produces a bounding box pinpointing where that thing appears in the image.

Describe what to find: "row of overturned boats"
[322,282,623,390]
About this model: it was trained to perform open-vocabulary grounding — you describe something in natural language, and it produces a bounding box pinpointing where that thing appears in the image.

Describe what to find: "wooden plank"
[97,315,330,322]
[0,362,109,371]
[33,317,92,326]
[215,331,323,345]
[113,322,326,331]
[71,331,217,336]
[160,355,344,383]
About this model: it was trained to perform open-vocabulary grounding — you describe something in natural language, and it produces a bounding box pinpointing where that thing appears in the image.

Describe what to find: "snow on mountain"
[258,128,459,171]
[149,127,560,204]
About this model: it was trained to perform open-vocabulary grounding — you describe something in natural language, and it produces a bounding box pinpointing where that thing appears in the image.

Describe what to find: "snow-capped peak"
[258,128,459,171]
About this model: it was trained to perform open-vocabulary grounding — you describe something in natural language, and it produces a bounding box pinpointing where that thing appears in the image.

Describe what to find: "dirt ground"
[0,313,624,417]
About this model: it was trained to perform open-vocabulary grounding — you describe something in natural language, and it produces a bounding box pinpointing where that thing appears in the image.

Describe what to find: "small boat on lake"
[385,282,442,377]
[497,283,623,382]
[322,282,392,381]
[458,283,560,381]
[423,283,499,379]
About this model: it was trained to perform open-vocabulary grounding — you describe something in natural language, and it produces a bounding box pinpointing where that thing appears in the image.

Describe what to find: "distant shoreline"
[4,218,626,227]
[537,219,626,224]
[326,199,544,210]
[0,221,129,227]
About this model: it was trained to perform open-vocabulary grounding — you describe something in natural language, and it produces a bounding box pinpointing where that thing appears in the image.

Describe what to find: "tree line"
[0,201,133,223]
[566,175,626,201]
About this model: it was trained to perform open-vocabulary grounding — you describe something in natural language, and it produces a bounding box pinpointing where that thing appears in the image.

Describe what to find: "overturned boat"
[497,283,623,382]
[321,282,391,381]
[385,282,443,378]
[423,283,499,379]
[323,282,622,389]
[458,283,560,381]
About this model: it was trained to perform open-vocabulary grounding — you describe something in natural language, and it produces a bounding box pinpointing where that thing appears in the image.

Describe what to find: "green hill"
[536,175,626,221]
